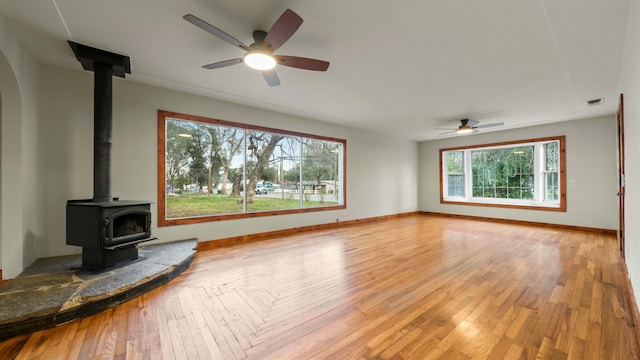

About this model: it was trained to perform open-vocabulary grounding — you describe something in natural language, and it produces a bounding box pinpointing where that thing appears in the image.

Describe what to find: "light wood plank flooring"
[1,215,639,359]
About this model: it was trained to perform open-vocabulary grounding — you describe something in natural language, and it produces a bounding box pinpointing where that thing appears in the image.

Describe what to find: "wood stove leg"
[82,246,138,269]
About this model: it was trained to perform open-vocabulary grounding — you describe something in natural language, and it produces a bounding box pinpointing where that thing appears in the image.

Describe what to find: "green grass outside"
[166,193,336,218]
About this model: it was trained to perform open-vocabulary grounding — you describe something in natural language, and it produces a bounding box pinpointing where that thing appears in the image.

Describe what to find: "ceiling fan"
[183,9,330,87]
[436,119,504,136]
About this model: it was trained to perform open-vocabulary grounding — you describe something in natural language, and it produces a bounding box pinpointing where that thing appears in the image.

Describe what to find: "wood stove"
[66,42,155,269]
[67,200,153,269]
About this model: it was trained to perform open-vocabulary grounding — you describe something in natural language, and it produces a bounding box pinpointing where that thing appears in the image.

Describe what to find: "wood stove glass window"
[158,111,346,226]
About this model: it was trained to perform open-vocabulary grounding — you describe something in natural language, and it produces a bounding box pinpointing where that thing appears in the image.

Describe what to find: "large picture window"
[158,110,346,226]
[440,136,565,211]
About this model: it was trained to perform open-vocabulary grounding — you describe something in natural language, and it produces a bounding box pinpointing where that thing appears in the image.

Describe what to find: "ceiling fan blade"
[433,127,457,130]
[263,9,303,51]
[202,58,244,69]
[262,70,281,87]
[276,55,330,71]
[438,130,458,136]
[474,122,504,129]
[183,14,248,50]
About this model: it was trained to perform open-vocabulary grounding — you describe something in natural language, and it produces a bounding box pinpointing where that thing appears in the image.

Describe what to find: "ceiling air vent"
[587,97,604,106]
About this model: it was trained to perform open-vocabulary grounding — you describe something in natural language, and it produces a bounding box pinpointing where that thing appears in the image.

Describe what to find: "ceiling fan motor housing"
[252,30,268,47]
[459,119,471,130]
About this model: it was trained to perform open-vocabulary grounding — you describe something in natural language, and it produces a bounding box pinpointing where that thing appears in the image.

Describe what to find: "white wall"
[418,116,618,230]
[0,16,42,278]
[39,64,419,257]
[621,0,640,308]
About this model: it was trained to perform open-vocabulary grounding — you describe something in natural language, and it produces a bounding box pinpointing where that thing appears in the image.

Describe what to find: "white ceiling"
[0,0,630,141]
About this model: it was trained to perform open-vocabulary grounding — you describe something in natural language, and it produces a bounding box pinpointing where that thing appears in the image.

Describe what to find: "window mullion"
[464,150,472,199]
[534,143,543,202]
[442,152,449,196]
[242,130,247,213]
[299,139,304,208]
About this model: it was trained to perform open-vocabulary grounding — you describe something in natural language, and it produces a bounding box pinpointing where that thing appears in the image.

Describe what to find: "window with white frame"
[440,136,565,211]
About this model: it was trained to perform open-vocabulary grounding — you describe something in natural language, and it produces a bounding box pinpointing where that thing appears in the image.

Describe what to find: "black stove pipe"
[68,41,131,203]
[93,63,113,202]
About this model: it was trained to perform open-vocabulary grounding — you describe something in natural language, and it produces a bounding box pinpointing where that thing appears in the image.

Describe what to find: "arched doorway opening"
[0,50,23,279]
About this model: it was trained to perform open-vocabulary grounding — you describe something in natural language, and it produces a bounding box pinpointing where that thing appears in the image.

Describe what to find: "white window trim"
[441,139,562,209]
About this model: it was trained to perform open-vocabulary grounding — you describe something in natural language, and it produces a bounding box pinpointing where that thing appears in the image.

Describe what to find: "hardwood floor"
[1,215,639,359]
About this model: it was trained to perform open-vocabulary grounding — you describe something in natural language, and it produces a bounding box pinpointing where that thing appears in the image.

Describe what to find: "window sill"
[441,198,565,212]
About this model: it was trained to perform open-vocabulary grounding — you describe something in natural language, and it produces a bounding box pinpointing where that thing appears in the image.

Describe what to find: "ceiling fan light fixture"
[244,51,276,70]
[457,126,474,134]
[184,10,329,86]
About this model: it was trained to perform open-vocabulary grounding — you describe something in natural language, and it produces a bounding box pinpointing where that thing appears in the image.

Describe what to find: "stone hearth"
[0,239,196,341]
